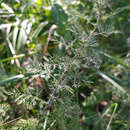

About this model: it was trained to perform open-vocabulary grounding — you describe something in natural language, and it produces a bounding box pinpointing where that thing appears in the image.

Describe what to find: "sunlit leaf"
[36,0,42,5]
[51,4,70,41]
[1,3,14,14]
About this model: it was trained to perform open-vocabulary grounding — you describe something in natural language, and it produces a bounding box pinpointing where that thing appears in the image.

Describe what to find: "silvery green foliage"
[97,24,121,37]
[25,55,55,81]
[0,0,129,129]
[0,103,10,122]
[80,48,102,69]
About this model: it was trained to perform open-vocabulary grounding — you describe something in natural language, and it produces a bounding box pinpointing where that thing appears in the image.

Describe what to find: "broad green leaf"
[51,4,68,25]
[51,4,70,41]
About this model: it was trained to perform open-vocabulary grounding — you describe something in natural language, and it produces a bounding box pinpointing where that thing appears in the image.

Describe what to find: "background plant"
[0,0,130,129]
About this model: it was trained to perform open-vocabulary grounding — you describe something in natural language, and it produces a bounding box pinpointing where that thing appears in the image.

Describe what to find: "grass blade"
[32,21,48,40]
[0,51,37,63]
[0,73,36,86]
[98,50,130,69]
[0,74,24,85]
[17,20,28,52]
[98,71,126,93]
[13,26,19,48]
[1,3,14,14]
[22,0,36,12]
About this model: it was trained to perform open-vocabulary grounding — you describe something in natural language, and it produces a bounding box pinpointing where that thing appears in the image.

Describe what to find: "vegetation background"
[0,0,130,129]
